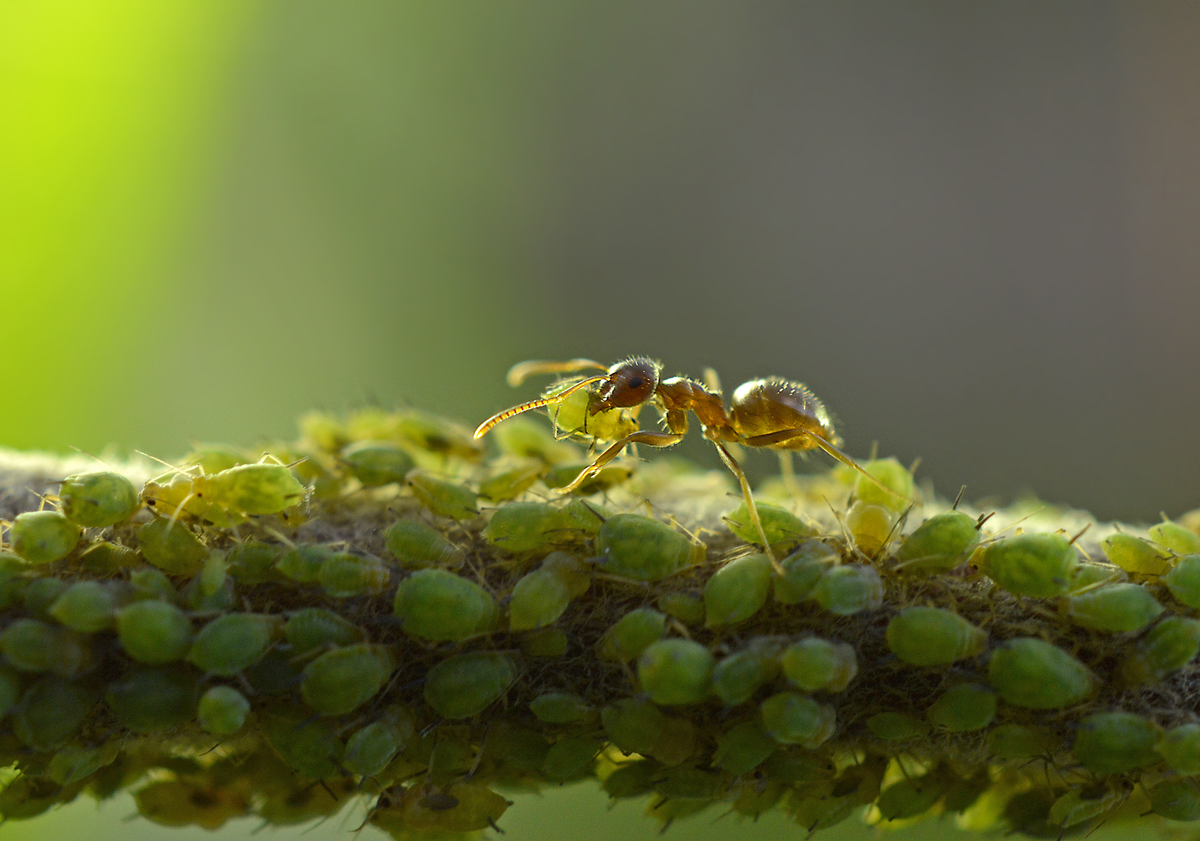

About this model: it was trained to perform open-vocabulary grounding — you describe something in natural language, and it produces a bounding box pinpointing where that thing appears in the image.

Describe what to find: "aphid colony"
[0,389,1197,839]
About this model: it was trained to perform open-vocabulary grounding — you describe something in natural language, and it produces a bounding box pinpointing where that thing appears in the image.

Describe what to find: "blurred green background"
[3,1,1199,838]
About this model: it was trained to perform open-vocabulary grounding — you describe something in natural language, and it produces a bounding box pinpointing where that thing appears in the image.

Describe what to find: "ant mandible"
[474,357,902,566]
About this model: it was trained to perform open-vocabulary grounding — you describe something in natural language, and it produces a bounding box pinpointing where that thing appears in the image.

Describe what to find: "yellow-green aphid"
[298,410,349,452]
[657,591,705,625]
[187,613,274,676]
[597,607,668,662]
[1101,532,1170,576]
[128,567,177,602]
[1164,555,1200,609]
[1148,778,1200,822]
[596,513,703,582]
[193,462,307,518]
[1155,723,1200,774]
[261,706,344,779]
[1048,782,1130,829]
[104,665,198,733]
[866,712,930,741]
[875,767,950,821]
[0,618,91,677]
[725,501,813,554]
[284,607,366,652]
[274,543,334,583]
[134,777,252,830]
[786,759,885,832]
[545,379,639,442]
[987,638,1097,709]
[12,677,98,750]
[482,502,569,554]
[711,640,782,706]
[529,692,591,723]
[197,685,251,736]
[116,601,192,664]
[490,415,581,464]
[712,720,778,776]
[1150,519,1200,556]
[704,553,773,628]
[406,470,478,520]
[647,717,698,766]
[978,532,1079,598]
[850,457,914,512]
[774,540,838,604]
[78,540,141,574]
[136,518,209,576]
[507,553,587,633]
[58,471,140,528]
[338,440,415,487]
[811,563,883,615]
[885,606,987,667]
[1069,561,1126,590]
[300,643,395,716]
[423,651,519,719]
[47,580,117,633]
[1121,616,1200,685]
[845,500,897,556]
[542,736,605,781]
[343,705,416,777]
[9,510,80,564]
[1064,582,1163,632]
[47,743,119,787]
[317,552,389,598]
[894,510,980,574]
[479,461,545,501]
[760,692,835,748]
[393,568,497,641]
[986,723,1061,759]
[386,409,485,462]
[926,683,997,731]
[384,519,464,569]
[1071,712,1161,775]
[780,638,857,693]
[224,540,284,584]
[637,639,715,705]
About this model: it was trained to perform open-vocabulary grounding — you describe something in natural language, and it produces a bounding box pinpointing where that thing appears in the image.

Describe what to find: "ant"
[474,357,904,565]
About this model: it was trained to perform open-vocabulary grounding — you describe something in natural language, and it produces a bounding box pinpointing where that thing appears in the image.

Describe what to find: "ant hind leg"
[711,441,783,572]
[556,431,684,493]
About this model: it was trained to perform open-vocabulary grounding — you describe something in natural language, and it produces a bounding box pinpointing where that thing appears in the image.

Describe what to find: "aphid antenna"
[67,444,119,469]
[975,511,995,530]
[951,486,968,510]
[1067,523,1092,547]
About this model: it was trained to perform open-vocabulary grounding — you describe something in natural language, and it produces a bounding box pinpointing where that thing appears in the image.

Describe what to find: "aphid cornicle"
[474,357,903,563]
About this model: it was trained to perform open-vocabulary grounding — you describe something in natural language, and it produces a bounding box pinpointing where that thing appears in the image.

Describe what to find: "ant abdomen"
[730,378,840,449]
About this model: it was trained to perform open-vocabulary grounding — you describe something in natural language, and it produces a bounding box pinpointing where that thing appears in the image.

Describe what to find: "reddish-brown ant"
[474,357,903,565]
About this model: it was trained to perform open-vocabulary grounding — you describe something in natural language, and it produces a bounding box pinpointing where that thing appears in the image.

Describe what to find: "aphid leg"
[505,358,607,387]
[556,431,684,493]
[474,376,606,439]
[710,441,782,572]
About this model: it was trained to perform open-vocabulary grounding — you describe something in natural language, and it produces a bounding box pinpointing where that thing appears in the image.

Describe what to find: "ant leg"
[556,431,684,493]
[711,441,783,573]
[741,430,905,502]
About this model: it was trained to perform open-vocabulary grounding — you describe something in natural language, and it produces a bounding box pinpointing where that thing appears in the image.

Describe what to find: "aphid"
[508,556,585,631]
[987,637,1097,709]
[136,517,209,576]
[393,568,497,641]
[637,638,715,705]
[849,457,915,512]
[656,591,706,625]
[488,414,581,464]
[845,501,898,556]
[652,766,726,801]
[597,607,668,663]
[542,736,604,781]
[759,691,836,748]
[274,543,334,583]
[885,606,987,667]
[142,457,307,528]
[475,357,904,563]
[406,469,479,520]
[703,553,773,628]
[342,706,416,777]
[542,462,635,495]
[710,639,782,706]
[338,440,415,487]
[1150,519,1200,556]
[384,519,465,569]
[529,691,591,723]
[186,613,274,675]
[58,471,140,528]
[1148,778,1200,822]
[875,767,950,821]
[773,540,838,604]
[1070,711,1161,775]
[8,510,80,564]
[184,551,233,614]
[224,539,284,584]
[104,665,199,733]
[284,607,366,652]
[976,532,1079,598]
[926,683,997,732]
[22,576,68,618]
[866,712,930,741]
[602,760,657,800]
[1164,554,1200,608]
[595,513,703,582]
[423,650,520,719]
[197,685,251,736]
[12,676,98,750]
[810,563,883,615]
[1064,582,1163,632]
[1101,532,1170,576]
[379,780,510,834]
[478,461,545,501]
[986,723,1061,758]
[1154,723,1200,774]
[78,540,141,574]
[482,501,572,554]
[261,706,344,779]
[0,618,91,677]
[317,552,390,598]
[47,580,117,633]
[134,779,250,830]
[47,742,119,787]
[1048,781,1131,829]
[724,501,814,553]
[712,720,778,776]
[116,600,193,664]
[300,643,395,717]
[780,637,858,693]
[893,510,981,574]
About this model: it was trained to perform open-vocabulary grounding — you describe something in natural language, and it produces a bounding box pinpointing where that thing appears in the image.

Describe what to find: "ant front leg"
[711,441,784,572]
[556,431,684,493]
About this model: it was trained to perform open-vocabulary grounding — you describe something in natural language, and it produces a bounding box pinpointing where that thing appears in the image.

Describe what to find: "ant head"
[590,357,660,413]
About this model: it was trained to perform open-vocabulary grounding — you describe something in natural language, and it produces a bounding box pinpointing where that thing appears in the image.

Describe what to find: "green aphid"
[1048,782,1130,829]
[651,716,699,766]
[508,568,572,631]
[225,540,284,584]
[10,510,80,564]
[184,551,233,614]
[317,552,390,598]
[243,646,304,696]
[1122,616,1200,686]
[760,692,835,748]
[781,638,858,693]
[21,576,68,618]
[187,613,274,675]
[48,580,117,633]
[1064,582,1163,632]
[542,736,603,781]
[1148,778,1200,822]
[136,518,209,576]
[284,607,366,652]
[105,665,199,733]
[876,771,948,821]
[559,498,607,536]
[387,409,484,462]
[393,568,497,641]
[986,723,1061,759]
[423,651,519,719]
[602,760,657,800]
[481,502,565,554]
[194,462,307,518]
[704,553,773,628]
[1150,520,1200,556]
[712,720,778,776]
[711,641,782,707]
[262,706,344,780]
[128,567,177,602]
[653,766,726,801]
[275,543,334,583]
[977,532,1078,598]
[602,699,667,755]
[529,691,591,723]
[197,685,251,736]
[597,607,667,662]
[384,519,464,569]
[596,513,702,582]
[851,457,914,512]
[520,627,569,658]
[47,743,119,787]
[732,780,787,819]
[116,600,192,664]
[491,415,580,464]
[300,643,395,716]
[78,540,141,574]
[1155,723,1200,774]
[866,712,930,741]
[343,706,416,777]
[811,563,883,615]
[988,638,1097,709]
[406,470,479,520]
[0,775,84,821]
[894,510,980,574]
[479,462,545,502]
[0,618,91,677]
[725,501,813,553]
[926,683,997,731]
[1164,555,1200,609]
[637,638,715,705]
[1101,532,1170,576]
[1069,561,1127,590]
[1071,712,1161,776]
[773,540,838,604]
[12,677,98,750]
[339,440,415,487]
[845,500,897,556]
[885,606,987,667]
[0,664,22,714]
[657,591,705,625]
[58,471,140,528]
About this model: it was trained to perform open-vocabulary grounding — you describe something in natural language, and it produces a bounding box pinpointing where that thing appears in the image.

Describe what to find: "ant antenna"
[474,376,606,439]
